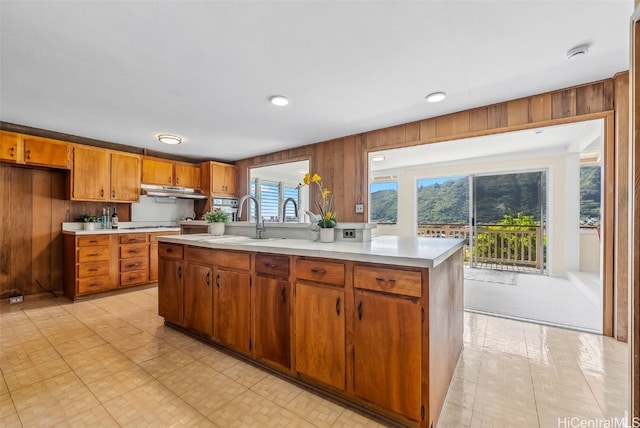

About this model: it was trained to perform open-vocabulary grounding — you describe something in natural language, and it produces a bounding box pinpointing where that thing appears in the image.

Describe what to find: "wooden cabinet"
[215,268,251,351]
[252,254,290,368]
[158,245,184,326]
[0,131,70,168]
[142,156,201,188]
[149,232,179,282]
[71,146,141,202]
[63,234,118,299]
[201,161,237,197]
[353,266,423,422]
[294,258,346,390]
[119,234,149,286]
[111,152,141,202]
[185,263,214,336]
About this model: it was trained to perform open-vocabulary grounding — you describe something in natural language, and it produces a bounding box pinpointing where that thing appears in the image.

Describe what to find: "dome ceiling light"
[269,95,289,106]
[157,134,182,145]
[566,44,590,60]
[370,154,386,162]
[426,92,447,103]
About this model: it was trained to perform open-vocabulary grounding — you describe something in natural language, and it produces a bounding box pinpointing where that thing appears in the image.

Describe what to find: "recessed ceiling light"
[157,134,182,145]
[426,92,447,103]
[370,154,386,162]
[567,44,590,60]
[269,95,289,107]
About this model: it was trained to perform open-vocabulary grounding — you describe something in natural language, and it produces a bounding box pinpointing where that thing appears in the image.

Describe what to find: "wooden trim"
[603,112,615,337]
[631,7,640,423]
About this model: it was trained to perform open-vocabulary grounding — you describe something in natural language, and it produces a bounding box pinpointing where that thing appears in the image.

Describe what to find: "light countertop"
[62,222,180,235]
[157,234,464,268]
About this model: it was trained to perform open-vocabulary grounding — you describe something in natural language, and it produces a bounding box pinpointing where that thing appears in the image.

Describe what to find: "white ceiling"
[0,1,632,162]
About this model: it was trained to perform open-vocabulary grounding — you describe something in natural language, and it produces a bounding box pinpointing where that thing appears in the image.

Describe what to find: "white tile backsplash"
[131,196,196,222]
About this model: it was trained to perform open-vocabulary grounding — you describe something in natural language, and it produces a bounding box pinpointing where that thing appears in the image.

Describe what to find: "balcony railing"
[417,223,545,272]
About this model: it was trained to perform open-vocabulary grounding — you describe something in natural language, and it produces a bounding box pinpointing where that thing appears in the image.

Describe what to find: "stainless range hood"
[140,184,207,200]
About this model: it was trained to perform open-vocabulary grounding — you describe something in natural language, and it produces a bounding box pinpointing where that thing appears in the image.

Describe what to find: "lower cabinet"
[158,256,184,326]
[184,263,213,336]
[63,234,118,299]
[252,276,290,368]
[214,268,251,351]
[294,281,345,390]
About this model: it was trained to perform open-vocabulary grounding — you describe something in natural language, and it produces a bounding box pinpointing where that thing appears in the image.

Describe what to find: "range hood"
[140,184,207,200]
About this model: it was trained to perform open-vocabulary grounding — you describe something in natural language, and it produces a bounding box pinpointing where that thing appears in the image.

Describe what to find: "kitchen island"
[156,234,464,428]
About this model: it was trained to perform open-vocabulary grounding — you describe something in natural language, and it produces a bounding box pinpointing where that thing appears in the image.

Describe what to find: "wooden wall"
[237,76,627,340]
[0,164,130,299]
[631,6,640,421]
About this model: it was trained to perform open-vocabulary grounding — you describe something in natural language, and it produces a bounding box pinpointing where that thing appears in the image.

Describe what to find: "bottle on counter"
[111,207,119,229]
[101,208,107,229]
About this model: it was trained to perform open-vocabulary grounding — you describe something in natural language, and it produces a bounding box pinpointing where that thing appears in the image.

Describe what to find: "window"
[370,181,397,224]
[251,179,300,222]
[580,166,601,226]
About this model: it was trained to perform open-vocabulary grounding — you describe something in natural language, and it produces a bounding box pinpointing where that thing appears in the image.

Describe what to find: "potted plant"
[302,172,337,242]
[79,214,100,230]
[203,208,231,236]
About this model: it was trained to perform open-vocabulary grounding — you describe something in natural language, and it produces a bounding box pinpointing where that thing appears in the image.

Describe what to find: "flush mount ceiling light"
[370,154,386,162]
[426,91,447,103]
[566,44,590,60]
[157,134,182,145]
[269,95,289,107]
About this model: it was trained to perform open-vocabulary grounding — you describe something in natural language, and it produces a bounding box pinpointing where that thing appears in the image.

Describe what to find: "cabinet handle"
[112,190,116,198]
[375,277,396,286]
[8,147,14,157]
[127,263,139,268]
[88,282,100,287]
[166,248,173,253]
[176,177,180,184]
[88,253,99,257]
[281,287,286,303]
[168,176,172,183]
[128,249,140,254]
[88,268,98,272]
[206,271,211,286]
[216,274,220,288]
[311,268,326,274]
[25,150,31,160]
[89,240,98,243]
[357,301,363,320]
[265,263,278,269]
[336,297,341,316]
[100,189,104,197]
[178,266,182,278]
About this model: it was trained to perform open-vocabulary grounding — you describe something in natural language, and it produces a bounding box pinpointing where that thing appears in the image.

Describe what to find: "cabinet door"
[295,282,345,390]
[149,241,158,282]
[0,131,20,162]
[111,152,141,202]
[158,258,184,325]
[175,163,201,188]
[211,163,237,195]
[72,146,110,200]
[142,157,174,185]
[215,269,250,352]
[184,263,213,336]
[23,137,70,169]
[354,292,422,421]
[253,276,290,368]
[223,164,237,195]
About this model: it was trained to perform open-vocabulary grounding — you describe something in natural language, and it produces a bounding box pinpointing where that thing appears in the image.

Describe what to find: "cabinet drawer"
[353,265,422,298]
[255,254,289,279]
[120,243,147,258]
[120,233,147,244]
[120,270,149,286]
[149,231,179,242]
[217,251,251,271]
[77,261,111,278]
[159,243,183,259]
[120,256,149,272]
[77,235,110,247]
[78,246,111,262]
[185,246,216,264]
[78,276,114,294]
[295,259,345,286]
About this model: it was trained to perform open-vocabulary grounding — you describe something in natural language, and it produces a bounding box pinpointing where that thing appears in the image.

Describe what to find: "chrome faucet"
[238,195,265,238]
[281,197,298,222]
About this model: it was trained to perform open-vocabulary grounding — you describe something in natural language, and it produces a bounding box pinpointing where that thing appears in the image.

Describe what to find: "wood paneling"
[631,11,640,422]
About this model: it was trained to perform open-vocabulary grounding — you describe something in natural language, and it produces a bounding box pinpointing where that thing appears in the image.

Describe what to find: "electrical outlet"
[9,295,23,304]
[355,203,364,213]
[343,229,356,239]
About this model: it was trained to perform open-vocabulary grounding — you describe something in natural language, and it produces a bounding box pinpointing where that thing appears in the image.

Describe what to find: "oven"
[211,197,239,222]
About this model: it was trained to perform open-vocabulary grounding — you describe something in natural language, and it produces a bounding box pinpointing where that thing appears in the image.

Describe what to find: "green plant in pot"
[302,172,337,242]
[203,208,230,236]
[79,214,100,230]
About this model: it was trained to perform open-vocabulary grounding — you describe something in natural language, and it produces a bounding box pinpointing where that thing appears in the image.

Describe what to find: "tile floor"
[0,287,628,427]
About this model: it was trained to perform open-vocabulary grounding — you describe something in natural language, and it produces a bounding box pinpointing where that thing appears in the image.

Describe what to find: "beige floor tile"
[208,389,316,427]
[0,371,9,395]
[72,354,139,384]
[438,401,473,428]
[103,379,205,427]
[121,337,178,364]
[63,343,123,370]
[138,347,197,378]
[0,391,17,418]
[0,411,22,427]
[251,374,304,406]
[85,366,155,403]
[285,390,345,427]
[1,347,71,391]
[330,408,388,427]
[198,348,242,372]
[221,360,268,388]
[43,326,96,346]
[53,333,107,357]
[66,405,120,427]
[170,371,249,416]
[155,360,219,395]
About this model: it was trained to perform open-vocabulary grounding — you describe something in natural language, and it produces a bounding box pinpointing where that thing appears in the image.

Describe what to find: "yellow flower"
[311,173,321,182]
[303,173,311,185]
[324,211,333,220]
[322,188,331,198]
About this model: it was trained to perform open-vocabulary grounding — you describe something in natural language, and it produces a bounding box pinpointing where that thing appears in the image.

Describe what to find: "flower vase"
[208,222,225,236]
[84,223,96,230]
[320,228,335,243]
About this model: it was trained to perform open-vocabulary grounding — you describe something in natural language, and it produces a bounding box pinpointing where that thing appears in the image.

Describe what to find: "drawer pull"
[25,150,31,160]
[357,301,363,320]
[166,248,173,253]
[336,297,341,316]
[89,240,98,243]
[8,147,14,157]
[112,190,116,198]
[128,249,140,253]
[100,189,104,197]
[128,238,137,242]
[265,263,278,269]
[310,268,326,274]
[375,277,396,286]
[88,253,100,257]
[88,268,98,272]
[127,263,140,268]
[88,282,100,287]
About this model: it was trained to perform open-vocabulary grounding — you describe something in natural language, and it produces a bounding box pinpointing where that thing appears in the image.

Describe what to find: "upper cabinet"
[142,156,201,189]
[0,131,70,169]
[71,145,140,202]
[201,161,237,197]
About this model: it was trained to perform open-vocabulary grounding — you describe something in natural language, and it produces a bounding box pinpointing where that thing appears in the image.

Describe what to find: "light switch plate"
[355,203,364,213]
